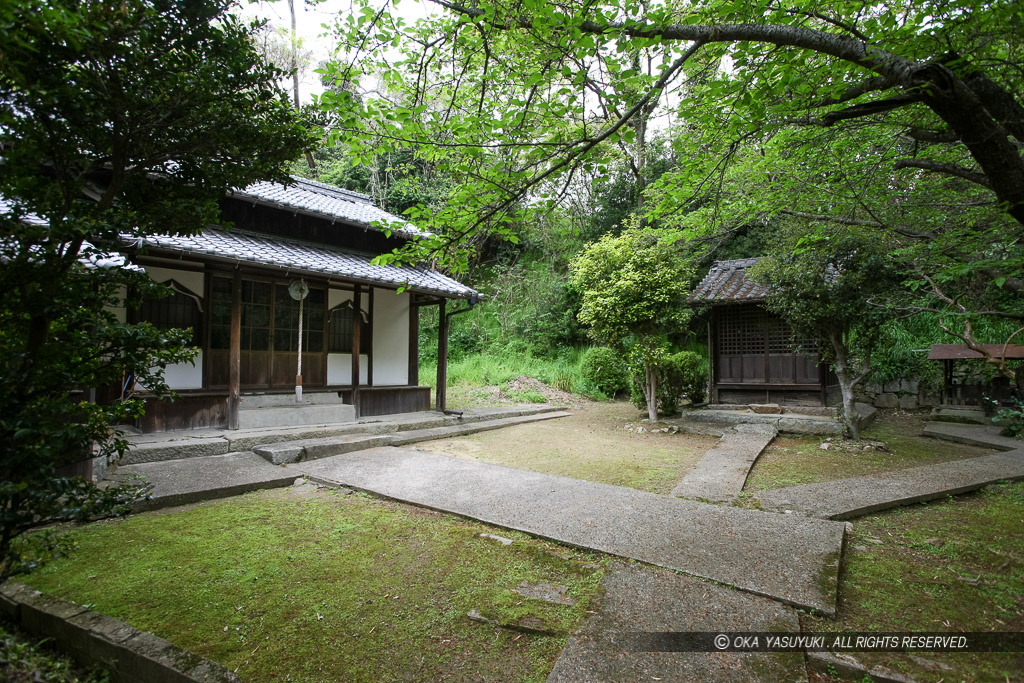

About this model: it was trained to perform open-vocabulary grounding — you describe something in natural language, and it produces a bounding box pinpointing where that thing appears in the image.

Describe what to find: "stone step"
[120,405,568,465]
[239,392,349,409]
[254,411,574,464]
[238,403,356,429]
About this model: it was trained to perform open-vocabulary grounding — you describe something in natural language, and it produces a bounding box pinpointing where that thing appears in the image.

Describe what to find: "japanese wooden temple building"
[689,257,839,406]
[928,344,1024,407]
[121,176,478,432]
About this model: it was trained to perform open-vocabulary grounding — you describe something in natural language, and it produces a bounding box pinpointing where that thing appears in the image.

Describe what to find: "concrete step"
[237,403,356,429]
[120,405,568,465]
[112,452,298,512]
[239,392,348,409]
[254,411,574,464]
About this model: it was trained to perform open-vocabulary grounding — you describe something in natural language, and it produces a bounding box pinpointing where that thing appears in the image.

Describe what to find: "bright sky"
[235,0,435,101]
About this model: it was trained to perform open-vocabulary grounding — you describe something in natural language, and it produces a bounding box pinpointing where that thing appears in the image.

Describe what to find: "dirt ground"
[415,401,720,495]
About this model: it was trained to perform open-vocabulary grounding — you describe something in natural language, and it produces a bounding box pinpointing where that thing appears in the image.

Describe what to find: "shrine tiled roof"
[689,257,770,303]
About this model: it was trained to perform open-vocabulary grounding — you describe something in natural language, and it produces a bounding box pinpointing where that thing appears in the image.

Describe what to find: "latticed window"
[139,285,201,345]
[718,306,766,355]
[273,285,325,352]
[328,302,371,353]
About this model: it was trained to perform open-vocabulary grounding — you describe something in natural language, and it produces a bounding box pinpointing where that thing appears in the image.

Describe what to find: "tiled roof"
[689,257,770,303]
[141,229,477,300]
[231,176,425,239]
[0,198,47,227]
[927,344,1024,360]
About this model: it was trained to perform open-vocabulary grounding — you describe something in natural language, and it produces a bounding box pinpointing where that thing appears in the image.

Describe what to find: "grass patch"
[22,488,607,682]
[1,618,110,682]
[415,402,719,495]
[420,348,607,407]
[806,481,1024,681]
[744,410,996,492]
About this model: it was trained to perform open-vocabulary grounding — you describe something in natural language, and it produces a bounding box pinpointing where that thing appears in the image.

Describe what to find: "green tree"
[322,0,1024,385]
[324,0,1023,249]
[0,0,310,580]
[751,227,901,439]
[570,229,693,421]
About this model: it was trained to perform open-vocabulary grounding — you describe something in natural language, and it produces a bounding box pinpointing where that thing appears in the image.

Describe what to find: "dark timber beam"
[436,298,448,412]
[352,284,361,418]
[227,270,241,430]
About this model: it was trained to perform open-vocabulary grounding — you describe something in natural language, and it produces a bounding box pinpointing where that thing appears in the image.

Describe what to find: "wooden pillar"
[436,298,448,412]
[408,298,419,386]
[352,284,361,418]
[227,271,242,430]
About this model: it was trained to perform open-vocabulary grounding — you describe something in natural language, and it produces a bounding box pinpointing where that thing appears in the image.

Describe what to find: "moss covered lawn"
[809,481,1024,682]
[744,410,996,492]
[22,486,607,682]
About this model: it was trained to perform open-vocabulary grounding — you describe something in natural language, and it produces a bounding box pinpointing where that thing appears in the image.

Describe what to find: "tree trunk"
[645,362,659,423]
[831,342,861,440]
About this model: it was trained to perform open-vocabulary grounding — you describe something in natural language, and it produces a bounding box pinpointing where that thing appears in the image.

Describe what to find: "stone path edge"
[301,470,843,616]
[0,581,239,683]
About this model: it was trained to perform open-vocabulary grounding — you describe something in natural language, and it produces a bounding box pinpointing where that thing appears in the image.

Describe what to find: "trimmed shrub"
[630,351,708,417]
[581,347,629,396]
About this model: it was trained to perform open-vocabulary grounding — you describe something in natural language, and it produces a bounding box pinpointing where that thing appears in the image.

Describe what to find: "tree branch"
[893,159,993,189]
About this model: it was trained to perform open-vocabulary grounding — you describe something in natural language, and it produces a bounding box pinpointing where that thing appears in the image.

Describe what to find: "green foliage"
[571,228,694,420]
[571,228,693,347]
[1,618,111,682]
[752,225,901,437]
[0,0,309,580]
[581,347,629,397]
[994,399,1024,438]
[628,350,708,417]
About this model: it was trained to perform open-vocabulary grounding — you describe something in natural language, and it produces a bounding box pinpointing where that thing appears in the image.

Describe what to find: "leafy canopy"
[0,0,310,579]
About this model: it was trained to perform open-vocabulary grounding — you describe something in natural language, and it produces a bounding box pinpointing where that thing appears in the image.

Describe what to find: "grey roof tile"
[232,176,426,239]
[142,229,477,300]
[689,257,770,303]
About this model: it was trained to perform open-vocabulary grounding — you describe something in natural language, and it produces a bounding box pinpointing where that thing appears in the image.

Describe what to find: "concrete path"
[293,447,846,614]
[672,424,777,502]
[757,423,1023,519]
[923,420,1023,451]
[113,452,296,511]
[548,562,805,683]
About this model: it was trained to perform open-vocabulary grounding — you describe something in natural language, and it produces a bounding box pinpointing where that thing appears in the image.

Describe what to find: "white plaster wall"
[372,288,410,385]
[327,354,369,385]
[140,265,205,388]
[328,288,353,309]
[162,350,204,390]
[143,265,205,298]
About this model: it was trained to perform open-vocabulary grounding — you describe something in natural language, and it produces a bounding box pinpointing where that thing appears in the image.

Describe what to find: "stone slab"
[118,451,296,511]
[923,421,1022,451]
[757,450,1024,520]
[294,447,846,614]
[547,562,805,683]
[672,424,777,502]
[237,403,356,429]
[929,407,990,425]
[677,403,876,436]
[678,410,842,435]
[121,405,567,464]
[252,411,574,464]
[120,437,229,465]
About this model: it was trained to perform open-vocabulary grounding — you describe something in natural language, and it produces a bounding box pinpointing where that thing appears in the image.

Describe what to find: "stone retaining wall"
[856,380,941,411]
[0,582,238,683]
